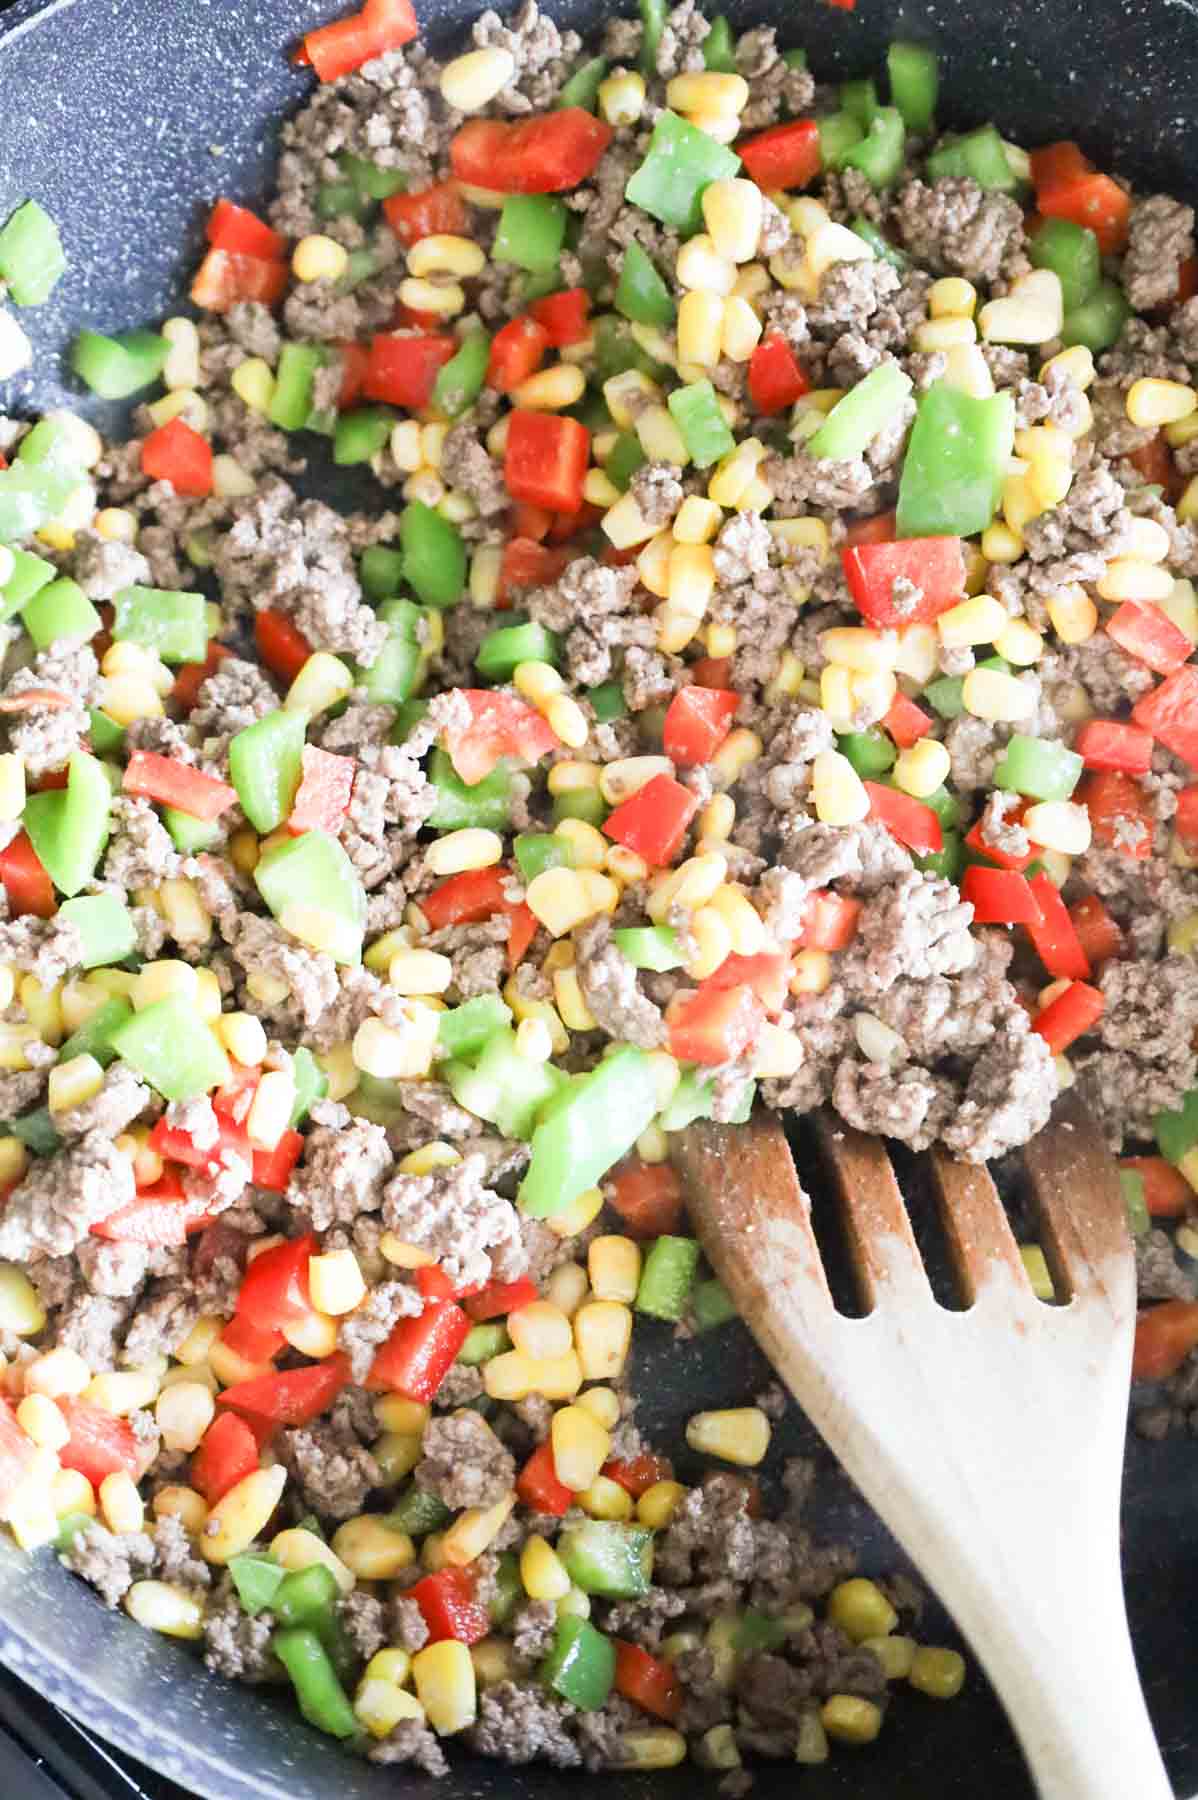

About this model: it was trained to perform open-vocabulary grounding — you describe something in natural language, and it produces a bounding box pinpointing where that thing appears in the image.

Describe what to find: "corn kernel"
[637,1479,687,1529]
[1127,377,1196,429]
[820,626,897,672]
[521,1533,572,1601]
[828,1578,898,1643]
[1048,583,1098,644]
[271,1526,355,1594]
[811,749,870,827]
[979,520,1023,564]
[597,68,647,125]
[551,1404,611,1491]
[408,235,486,281]
[821,1695,883,1744]
[928,276,977,319]
[702,178,764,264]
[439,45,515,110]
[1097,557,1175,602]
[125,1580,205,1640]
[425,827,503,877]
[412,1639,476,1735]
[544,1185,604,1240]
[891,738,950,800]
[685,904,734,980]
[938,594,1009,650]
[993,617,1045,665]
[99,1470,145,1536]
[572,1299,633,1381]
[978,268,1063,345]
[513,363,586,411]
[1022,800,1091,855]
[292,234,348,283]
[621,1728,687,1769]
[709,727,762,788]
[666,70,749,114]
[352,1005,440,1079]
[686,1406,771,1466]
[677,290,725,368]
[909,1646,967,1699]
[961,667,1036,722]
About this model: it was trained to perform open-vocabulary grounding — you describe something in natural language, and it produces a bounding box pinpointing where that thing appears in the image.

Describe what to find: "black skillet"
[1,0,1197,1793]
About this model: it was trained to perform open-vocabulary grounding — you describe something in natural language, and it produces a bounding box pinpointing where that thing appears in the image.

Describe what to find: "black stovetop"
[0,1663,195,1800]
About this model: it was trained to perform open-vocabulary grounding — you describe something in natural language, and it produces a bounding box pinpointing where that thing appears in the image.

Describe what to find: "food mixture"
[1,0,1197,1781]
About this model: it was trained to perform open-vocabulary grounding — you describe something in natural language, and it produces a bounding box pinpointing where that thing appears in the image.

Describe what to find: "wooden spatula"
[673,1092,1172,1800]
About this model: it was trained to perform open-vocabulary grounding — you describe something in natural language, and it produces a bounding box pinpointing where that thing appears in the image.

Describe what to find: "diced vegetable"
[557,1519,653,1598]
[897,383,1015,538]
[993,734,1083,802]
[615,243,676,329]
[110,996,230,1101]
[738,119,821,191]
[625,111,742,234]
[450,110,613,195]
[808,361,912,460]
[0,200,66,305]
[635,1235,701,1321]
[540,1616,616,1710]
[23,750,111,897]
[112,585,208,664]
[254,828,367,965]
[71,329,168,399]
[519,1046,658,1217]
[229,709,308,833]
[57,894,137,969]
[667,380,736,469]
[494,195,569,272]
[842,536,964,627]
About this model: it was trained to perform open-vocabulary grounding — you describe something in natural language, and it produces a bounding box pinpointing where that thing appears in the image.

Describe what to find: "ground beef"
[3,642,97,777]
[222,912,341,1035]
[841,872,976,996]
[467,1681,582,1766]
[151,1514,211,1590]
[287,1120,393,1229]
[1122,194,1195,312]
[891,177,1026,285]
[832,1059,957,1151]
[203,1594,280,1683]
[103,796,181,891]
[277,1421,382,1521]
[1135,1228,1195,1302]
[471,0,581,111]
[338,1279,422,1381]
[414,1411,516,1509]
[368,1719,449,1776]
[440,424,509,516]
[68,531,152,600]
[510,1597,559,1668]
[381,1151,523,1289]
[573,916,666,1049]
[0,1131,136,1261]
[1074,955,1198,1147]
[765,443,877,515]
[780,819,913,895]
[941,1013,1058,1162]
[340,1589,387,1660]
[735,24,815,129]
[629,461,684,527]
[526,555,654,688]
[389,1593,430,1652]
[0,913,84,988]
[60,1524,156,1608]
[189,656,277,749]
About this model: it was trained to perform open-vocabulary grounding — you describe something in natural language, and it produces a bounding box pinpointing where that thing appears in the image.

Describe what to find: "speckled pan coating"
[1,2,1198,1797]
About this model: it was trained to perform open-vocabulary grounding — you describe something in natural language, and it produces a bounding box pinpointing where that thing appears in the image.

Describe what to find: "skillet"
[1,0,1198,1792]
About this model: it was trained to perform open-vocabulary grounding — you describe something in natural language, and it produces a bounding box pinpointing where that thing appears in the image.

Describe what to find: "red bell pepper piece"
[450,110,613,195]
[1068,893,1123,968]
[964,809,1033,873]
[487,316,550,393]
[602,1453,673,1498]
[516,1440,574,1516]
[382,181,468,246]
[665,983,764,1066]
[1025,872,1091,982]
[420,866,509,930]
[1133,665,1198,769]
[463,1278,539,1321]
[1078,769,1154,860]
[497,537,570,605]
[1029,142,1092,189]
[746,331,810,416]
[123,749,237,821]
[700,950,793,1013]
[57,1399,147,1488]
[607,1161,685,1240]
[90,1184,212,1246]
[504,410,590,513]
[147,1109,250,1175]
[1133,1300,1198,1380]
[862,781,942,856]
[0,831,55,919]
[207,198,286,262]
[799,890,861,950]
[236,1234,315,1331]
[1035,148,1132,254]
[1074,719,1154,776]
[689,656,733,689]
[512,504,553,542]
[367,1300,472,1401]
[171,639,230,712]
[843,511,897,547]
[252,1131,305,1194]
[507,901,539,972]
[141,417,213,499]
[407,1566,491,1645]
[299,0,417,81]
[1176,785,1198,842]
[288,745,355,835]
[0,1400,36,1513]
[363,333,457,409]
[663,686,740,767]
[613,1640,682,1723]
[191,1411,261,1506]
[882,693,933,750]
[1105,601,1193,676]
[190,248,290,312]
[960,866,1044,927]
[528,287,592,347]
[442,689,560,785]
[736,118,821,191]
[219,1313,286,1365]
[218,1354,351,1428]
[842,537,966,627]
[1121,1156,1191,1220]
[254,609,313,684]
[414,1265,457,1304]
[1031,979,1104,1054]
[333,341,371,411]
[603,773,699,867]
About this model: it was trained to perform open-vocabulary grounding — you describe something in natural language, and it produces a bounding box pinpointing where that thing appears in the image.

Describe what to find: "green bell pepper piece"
[477,619,560,683]
[923,673,965,719]
[87,709,125,755]
[611,925,684,971]
[540,1616,616,1711]
[274,1563,340,1633]
[1156,1087,1198,1163]
[557,1521,654,1599]
[514,832,574,882]
[427,747,512,831]
[592,316,668,386]
[340,247,379,290]
[1029,218,1101,314]
[333,406,396,466]
[557,55,608,110]
[0,200,66,305]
[57,894,136,969]
[9,1106,59,1153]
[229,709,307,833]
[229,1552,285,1616]
[897,382,1015,538]
[668,379,735,468]
[925,124,1018,193]
[269,343,327,431]
[400,501,466,608]
[386,1485,452,1538]
[458,1322,510,1365]
[703,15,736,71]
[432,327,491,419]
[603,429,647,492]
[437,993,514,1061]
[519,267,561,304]
[1120,1168,1151,1238]
[692,1276,738,1332]
[841,78,879,129]
[358,598,426,706]
[488,1550,522,1625]
[658,1066,754,1130]
[625,111,742,237]
[913,828,965,883]
[844,107,906,190]
[254,828,366,964]
[993,733,1083,802]
[818,112,864,171]
[70,328,168,399]
[588,680,627,722]
[922,781,963,830]
[59,995,133,1069]
[17,418,87,475]
[809,360,913,461]
[289,1045,329,1127]
[340,152,407,200]
[359,545,406,601]
[519,1045,659,1216]
[553,787,608,827]
[614,242,675,329]
[636,1234,701,1320]
[445,1028,569,1139]
[1062,278,1131,354]
[849,216,910,272]
[392,698,430,743]
[638,0,667,73]
[837,729,896,779]
[273,1628,358,1740]
[0,549,56,621]
[162,806,221,854]
[887,42,938,133]
[20,578,101,651]
[55,1513,96,1552]
[495,195,568,272]
[23,751,110,897]
[316,181,372,222]
[0,464,78,543]
[112,585,207,664]
[110,996,230,1102]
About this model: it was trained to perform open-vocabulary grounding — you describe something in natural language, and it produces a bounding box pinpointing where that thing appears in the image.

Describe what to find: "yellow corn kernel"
[655,604,702,654]
[730,261,771,310]
[207,1336,274,1388]
[828,1578,899,1643]
[979,269,1063,345]
[752,1021,804,1079]
[284,649,353,716]
[46,1052,105,1116]
[483,1350,583,1401]
[621,1729,687,1770]
[425,827,504,878]
[891,738,951,800]
[585,1235,640,1305]
[304,1248,365,1318]
[707,437,766,508]
[597,67,647,125]
[146,387,207,431]
[709,727,762,788]
[365,1649,414,1689]
[572,1298,634,1381]
[18,972,62,1044]
[466,1639,514,1689]
[500,1303,567,1365]
[1097,557,1175,603]
[503,978,569,1054]
[667,70,749,113]
[158,878,212,948]
[16,1392,68,1451]
[93,506,137,543]
[154,1380,215,1454]
[672,497,724,548]
[706,883,766,956]
[993,617,1045,666]
[549,967,593,1032]
[909,1646,967,1699]
[326,1516,414,1583]
[292,233,348,282]
[0,754,25,823]
[583,467,622,508]
[820,626,897,672]
[214,1011,268,1067]
[171,1315,222,1371]
[605,841,649,886]
[1022,799,1091,855]
[822,1695,883,1744]
[398,277,464,319]
[912,315,977,353]
[962,666,1036,722]
[243,1066,294,1153]
[271,1527,355,1594]
[637,1479,688,1529]
[229,358,275,416]
[1127,377,1196,429]
[512,1016,552,1063]
[545,1185,604,1240]
[578,1475,634,1521]
[524,867,606,937]
[372,1432,424,1483]
[676,234,738,296]
[677,290,725,368]
[403,469,446,509]
[702,178,764,264]
[99,1470,145,1536]
[439,44,515,109]
[352,1005,440,1079]
[686,1406,771,1467]
[513,363,586,411]
[51,1467,97,1519]
[412,1639,476,1735]
[941,343,996,398]
[545,1264,590,1323]
[85,1369,160,1415]
[811,749,870,828]
[979,520,1024,564]
[683,905,733,981]
[647,852,727,922]
[0,1024,38,1073]
[938,594,1009,650]
[1047,583,1098,644]
[928,276,977,319]
[546,692,589,749]
[1179,474,1198,526]
[124,1580,205,1641]
[635,406,690,470]
[603,367,661,429]
[550,1404,611,1493]
[407,235,486,281]
[1002,471,1042,535]
[354,1678,426,1740]
[1123,516,1172,564]
[1167,411,1198,449]
[601,489,658,550]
